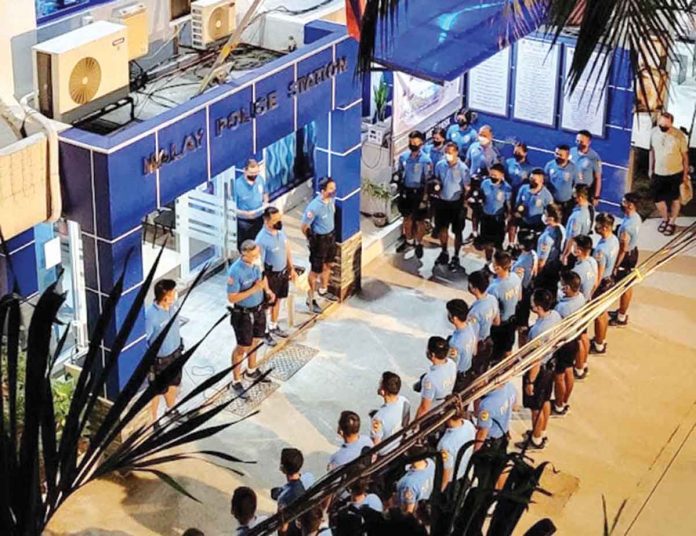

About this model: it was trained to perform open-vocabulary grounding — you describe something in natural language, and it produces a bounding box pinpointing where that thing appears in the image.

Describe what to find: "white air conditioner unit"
[114,2,149,60]
[191,0,235,50]
[32,21,130,123]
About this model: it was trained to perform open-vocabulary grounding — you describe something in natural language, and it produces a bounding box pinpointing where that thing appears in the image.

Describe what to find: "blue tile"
[330,105,361,153]
[336,191,361,243]
[85,288,101,339]
[60,142,94,234]
[209,87,254,177]
[314,149,329,179]
[101,290,147,352]
[305,21,334,44]
[102,336,148,400]
[608,88,634,129]
[7,228,34,249]
[335,38,361,107]
[92,152,113,238]
[82,234,98,291]
[297,48,334,128]
[9,244,38,297]
[330,149,361,196]
[96,229,144,294]
[314,112,330,150]
[255,66,296,150]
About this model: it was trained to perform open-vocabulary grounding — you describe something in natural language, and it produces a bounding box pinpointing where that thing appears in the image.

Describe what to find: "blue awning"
[371,0,545,83]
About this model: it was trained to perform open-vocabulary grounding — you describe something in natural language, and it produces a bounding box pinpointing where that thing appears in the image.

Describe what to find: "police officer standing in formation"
[512,230,538,347]
[570,234,597,379]
[610,193,642,326]
[396,444,435,514]
[395,131,432,259]
[227,240,274,397]
[487,250,522,364]
[327,411,373,471]
[479,163,512,251]
[446,108,478,158]
[235,159,269,249]
[544,144,578,222]
[515,168,554,235]
[590,213,620,355]
[505,142,534,246]
[570,130,603,213]
[432,141,470,270]
[415,336,457,418]
[301,177,339,314]
[446,299,478,388]
[467,270,500,372]
[255,207,297,347]
[424,126,448,167]
[466,125,501,176]
[370,371,411,452]
[436,406,475,490]
[535,204,565,295]
[474,380,516,451]
[561,185,593,266]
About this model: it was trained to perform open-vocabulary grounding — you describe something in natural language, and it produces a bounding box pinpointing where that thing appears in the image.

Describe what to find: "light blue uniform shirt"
[505,158,534,189]
[301,195,335,235]
[466,141,501,175]
[327,435,373,471]
[370,396,411,454]
[255,227,288,271]
[481,178,512,216]
[421,360,457,402]
[477,382,516,439]
[234,176,266,219]
[467,294,499,340]
[537,225,565,264]
[424,141,446,166]
[397,458,435,507]
[352,493,383,512]
[572,257,598,300]
[398,150,432,188]
[544,160,578,203]
[555,293,586,318]
[446,124,478,156]
[566,205,592,240]
[528,310,563,364]
[437,421,476,480]
[226,258,264,308]
[618,212,642,251]
[512,250,538,289]
[516,185,554,223]
[594,234,620,278]
[570,146,602,186]
[488,273,522,322]
[449,324,477,374]
[145,302,182,357]
[434,159,470,201]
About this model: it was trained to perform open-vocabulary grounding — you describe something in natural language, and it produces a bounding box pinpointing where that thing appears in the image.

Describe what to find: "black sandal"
[664,223,676,236]
[658,220,668,233]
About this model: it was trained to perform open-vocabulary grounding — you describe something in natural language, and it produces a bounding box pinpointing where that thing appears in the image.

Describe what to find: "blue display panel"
[265,121,317,200]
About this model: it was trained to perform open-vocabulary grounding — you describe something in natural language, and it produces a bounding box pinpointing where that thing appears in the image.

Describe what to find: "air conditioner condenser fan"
[69,57,102,105]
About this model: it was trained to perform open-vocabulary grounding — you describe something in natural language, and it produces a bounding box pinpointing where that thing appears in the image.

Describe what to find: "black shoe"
[551,404,569,417]
[230,382,250,400]
[264,332,277,347]
[271,326,289,338]
[245,369,271,383]
[318,290,339,302]
[608,309,619,319]
[515,437,546,450]
[590,340,607,354]
[415,244,424,259]
[448,256,462,272]
[573,367,589,380]
[396,240,410,253]
[306,299,322,314]
[609,315,628,327]
[435,251,449,265]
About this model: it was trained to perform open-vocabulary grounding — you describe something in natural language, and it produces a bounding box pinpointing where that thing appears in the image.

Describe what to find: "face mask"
[433,140,444,147]
[458,120,468,127]
[246,174,258,182]
[446,153,456,163]
[530,181,541,189]
[576,142,586,151]
[479,136,491,146]
[555,157,566,165]
[409,143,421,152]
[659,125,669,132]
[491,176,502,184]
[273,221,283,230]
[541,214,549,225]
[514,153,524,162]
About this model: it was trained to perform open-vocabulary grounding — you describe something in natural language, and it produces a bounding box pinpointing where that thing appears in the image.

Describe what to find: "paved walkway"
[47,217,696,535]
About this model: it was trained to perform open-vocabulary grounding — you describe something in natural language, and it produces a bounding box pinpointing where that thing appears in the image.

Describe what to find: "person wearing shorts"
[479,163,512,252]
[512,229,538,347]
[234,159,268,250]
[227,240,274,398]
[544,144,578,223]
[145,278,184,423]
[515,169,554,236]
[487,250,521,365]
[610,193,643,327]
[590,213,619,355]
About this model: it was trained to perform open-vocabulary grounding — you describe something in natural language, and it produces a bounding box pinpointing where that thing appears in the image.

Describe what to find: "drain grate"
[266,343,320,382]
[223,380,281,417]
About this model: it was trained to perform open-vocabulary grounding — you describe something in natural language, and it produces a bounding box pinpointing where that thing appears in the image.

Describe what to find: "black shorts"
[553,340,579,373]
[149,347,184,394]
[491,320,516,360]
[479,213,506,248]
[434,199,465,234]
[592,277,615,300]
[398,187,427,220]
[522,364,554,410]
[518,217,545,235]
[266,270,290,299]
[651,172,682,203]
[615,248,638,282]
[472,337,493,374]
[515,287,532,329]
[230,306,266,347]
[237,217,264,250]
[536,261,562,295]
[309,232,336,273]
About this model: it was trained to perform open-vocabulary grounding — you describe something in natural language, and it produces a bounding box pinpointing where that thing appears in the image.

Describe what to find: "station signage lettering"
[143,129,205,174]
[288,56,348,96]
[215,92,279,136]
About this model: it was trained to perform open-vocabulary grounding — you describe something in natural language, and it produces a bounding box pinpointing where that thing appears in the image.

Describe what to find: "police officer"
[396,444,435,514]
[512,230,539,347]
[415,336,457,418]
[479,163,512,251]
[488,250,522,364]
[544,144,578,223]
[505,142,534,246]
[446,108,478,158]
[425,126,447,166]
[446,299,478,389]
[256,207,298,346]
[552,271,586,417]
[467,270,500,373]
[465,125,501,177]
[395,131,432,258]
[561,185,593,266]
[570,129,603,210]
[515,289,561,450]
[232,487,267,534]
[515,168,554,235]
[570,234,598,380]
[145,278,184,423]
[301,177,338,314]
[275,448,311,536]
[590,213,620,355]
[235,159,268,249]
[328,411,374,471]
[474,381,516,451]
[436,406,476,490]
[609,193,642,326]
[227,240,274,397]
[432,141,470,270]
[535,204,565,295]
[370,371,411,454]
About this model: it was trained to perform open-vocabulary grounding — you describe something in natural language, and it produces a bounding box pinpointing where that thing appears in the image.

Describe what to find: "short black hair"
[457,107,473,122]
[493,250,512,271]
[299,506,323,532]
[577,129,592,139]
[514,141,528,152]
[154,279,176,303]
[182,530,205,536]
[561,271,582,292]
[349,478,369,496]
[446,299,469,321]
[532,288,554,312]
[408,443,430,459]
[338,410,361,436]
[595,212,615,229]
[231,486,257,525]
[318,177,335,191]
[574,184,590,200]
[432,127,447,138]
[408,130,425,141]
[531,167,545,177]
[280,448,304,474]
[660,111,674,122]
[444,141,459,152]
[381,371,401,395]
[468,270,490,294]
[427,336,449,360]
[556,144,571,152]
[545,203,561,223]
[489,163,505,174]
[518,229,537,251]
[574,234,593,252]
[624,192,641,205]
[263,206,280,220]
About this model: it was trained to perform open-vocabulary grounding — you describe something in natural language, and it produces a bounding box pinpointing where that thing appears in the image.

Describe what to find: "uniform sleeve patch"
[479,410,490,422]
[371,419,382,432]
[227,277,234,285]
[423,378,432,390]
[440,449,449,462]
[306,211,314,219]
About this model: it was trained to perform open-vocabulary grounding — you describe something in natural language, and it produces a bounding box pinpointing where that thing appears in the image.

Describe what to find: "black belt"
[229,304,262,314]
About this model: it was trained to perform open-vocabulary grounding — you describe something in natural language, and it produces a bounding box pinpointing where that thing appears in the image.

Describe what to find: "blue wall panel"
[297,48,334,128]
[101,291,147,351]
[331,150,361,196]
[59,142,94,234]
[209,87,254,177]
[331,105,362,153]
[314,149,329,180]
[314,111,330,151]
[0,229,37,296]
[255,66,296,150]
[334,38,361,107]
[96,229,143,294]
[81,234,98,291]
[335,192,361,243]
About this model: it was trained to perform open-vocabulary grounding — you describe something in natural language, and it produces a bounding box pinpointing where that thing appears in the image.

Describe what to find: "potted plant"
[362,179,392,227]
[372,74,389,124]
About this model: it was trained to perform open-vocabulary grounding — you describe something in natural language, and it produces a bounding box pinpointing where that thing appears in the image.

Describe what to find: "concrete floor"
[46,217,696,535]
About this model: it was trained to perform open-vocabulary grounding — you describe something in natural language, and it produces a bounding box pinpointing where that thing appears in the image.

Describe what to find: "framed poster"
[561,47,610,137]
[513,38,561,127]
[467,47,511,117]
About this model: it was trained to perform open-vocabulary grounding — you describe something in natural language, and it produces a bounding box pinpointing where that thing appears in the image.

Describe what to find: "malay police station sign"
[142,56,348,174]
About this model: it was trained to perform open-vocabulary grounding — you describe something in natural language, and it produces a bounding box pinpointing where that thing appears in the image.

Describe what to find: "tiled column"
[0,228,38,297]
